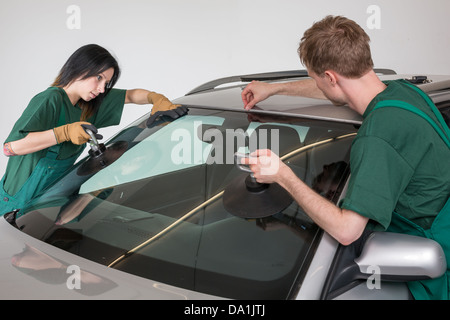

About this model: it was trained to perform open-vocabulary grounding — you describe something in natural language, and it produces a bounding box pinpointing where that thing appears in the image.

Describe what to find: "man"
[241,15,450,299]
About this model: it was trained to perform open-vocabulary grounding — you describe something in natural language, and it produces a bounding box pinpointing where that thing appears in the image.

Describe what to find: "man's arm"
[243,149,368,245]
[242,78,327,110]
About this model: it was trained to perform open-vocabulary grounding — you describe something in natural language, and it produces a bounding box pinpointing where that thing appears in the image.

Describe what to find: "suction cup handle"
[85,129,98,144]
[85,129,100,152]
[235,152,259,183]
[235,152,253,173]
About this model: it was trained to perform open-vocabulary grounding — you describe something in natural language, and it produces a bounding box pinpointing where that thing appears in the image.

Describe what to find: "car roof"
[173,70,450,126]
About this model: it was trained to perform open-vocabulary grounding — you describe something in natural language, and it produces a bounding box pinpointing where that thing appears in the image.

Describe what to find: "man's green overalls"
[372,81,450,300]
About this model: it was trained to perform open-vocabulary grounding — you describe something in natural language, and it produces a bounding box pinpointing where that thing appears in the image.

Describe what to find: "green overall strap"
[402,81,450,140]
[372,100,450,149]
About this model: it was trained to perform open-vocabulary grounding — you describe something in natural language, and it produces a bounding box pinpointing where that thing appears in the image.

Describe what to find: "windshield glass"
[14,108,356,299]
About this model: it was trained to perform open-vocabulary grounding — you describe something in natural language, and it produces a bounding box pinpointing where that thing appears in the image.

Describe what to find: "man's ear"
[324,70,338,86]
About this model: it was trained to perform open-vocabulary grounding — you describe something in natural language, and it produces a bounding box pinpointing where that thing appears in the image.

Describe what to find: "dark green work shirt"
[3,87,126,195]
[341,80,450,230]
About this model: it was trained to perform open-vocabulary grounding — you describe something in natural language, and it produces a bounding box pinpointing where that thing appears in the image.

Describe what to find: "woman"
[1,44,185,216]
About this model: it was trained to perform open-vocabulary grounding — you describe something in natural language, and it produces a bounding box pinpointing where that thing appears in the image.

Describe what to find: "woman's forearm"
[125,89,151,104]
[4,130,57,156]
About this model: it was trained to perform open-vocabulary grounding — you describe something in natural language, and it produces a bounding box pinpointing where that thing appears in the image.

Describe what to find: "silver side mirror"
[355,232,447,280]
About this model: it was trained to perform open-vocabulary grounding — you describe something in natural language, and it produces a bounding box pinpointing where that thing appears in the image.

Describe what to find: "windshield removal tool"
[77,129,128,176]
[223,152,293,218]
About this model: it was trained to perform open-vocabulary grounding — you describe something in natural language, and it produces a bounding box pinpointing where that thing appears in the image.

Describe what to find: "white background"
[1,0,449,174]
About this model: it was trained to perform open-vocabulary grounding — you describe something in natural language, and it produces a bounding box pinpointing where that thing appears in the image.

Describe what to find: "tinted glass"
[14,108,356,299]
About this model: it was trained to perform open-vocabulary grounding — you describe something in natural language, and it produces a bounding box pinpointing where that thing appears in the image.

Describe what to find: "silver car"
[1,70,449,300]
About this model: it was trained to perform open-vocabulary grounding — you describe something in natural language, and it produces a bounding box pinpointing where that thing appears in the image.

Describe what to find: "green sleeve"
[89,88,127,128]
[5,89,62,143]
[340,135,414,230]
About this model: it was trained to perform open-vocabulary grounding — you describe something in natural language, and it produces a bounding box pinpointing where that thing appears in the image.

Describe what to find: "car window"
[14,108,357,299]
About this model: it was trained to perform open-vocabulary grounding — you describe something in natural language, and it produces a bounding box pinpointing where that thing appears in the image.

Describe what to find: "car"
[0,69,449,300]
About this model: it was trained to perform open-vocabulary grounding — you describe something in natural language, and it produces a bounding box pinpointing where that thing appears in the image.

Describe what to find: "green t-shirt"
[341,80,450,230]
[3,87,126,195]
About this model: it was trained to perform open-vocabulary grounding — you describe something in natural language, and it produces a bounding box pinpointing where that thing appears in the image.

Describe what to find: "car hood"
[0,216,217,299]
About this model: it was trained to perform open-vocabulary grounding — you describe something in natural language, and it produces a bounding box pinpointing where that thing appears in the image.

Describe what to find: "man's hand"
[241,81,277,110]
[241,149,287,183]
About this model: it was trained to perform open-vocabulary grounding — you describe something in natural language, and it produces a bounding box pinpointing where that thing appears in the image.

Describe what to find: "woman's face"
[84,68,114,101]
[69,68,115,102]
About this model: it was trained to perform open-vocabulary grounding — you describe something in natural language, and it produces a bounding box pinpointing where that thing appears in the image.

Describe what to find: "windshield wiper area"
[186,70,309,95]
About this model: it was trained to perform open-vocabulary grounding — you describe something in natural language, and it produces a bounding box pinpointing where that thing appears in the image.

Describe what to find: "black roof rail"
[186,68,397,95]
[374,68,397,75]
[186,70,309,95]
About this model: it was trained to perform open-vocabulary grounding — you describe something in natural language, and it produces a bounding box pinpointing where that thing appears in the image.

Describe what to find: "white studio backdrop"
[1,0,449,174]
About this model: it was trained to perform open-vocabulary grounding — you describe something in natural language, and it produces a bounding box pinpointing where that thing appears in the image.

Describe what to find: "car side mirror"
[355,232,447,281]
[321,231,447,300]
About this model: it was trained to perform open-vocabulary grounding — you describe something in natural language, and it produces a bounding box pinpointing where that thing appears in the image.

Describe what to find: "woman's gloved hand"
[146,92,188,127]
[148,92,182,114]
[53,122,102,145]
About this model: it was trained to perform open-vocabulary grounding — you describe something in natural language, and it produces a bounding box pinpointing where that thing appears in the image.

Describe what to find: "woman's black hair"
[52,44,121,120]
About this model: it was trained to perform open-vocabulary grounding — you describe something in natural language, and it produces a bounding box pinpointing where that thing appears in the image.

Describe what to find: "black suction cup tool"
[223,152,293,218]
[77,129,129,176]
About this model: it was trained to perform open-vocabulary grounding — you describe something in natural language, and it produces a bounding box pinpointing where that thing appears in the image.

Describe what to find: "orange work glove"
[146,92,188,127]
[148,92,182,115]
[53,122,101,145]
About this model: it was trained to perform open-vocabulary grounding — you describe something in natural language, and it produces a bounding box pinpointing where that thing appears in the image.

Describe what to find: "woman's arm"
[4,130,57,156]
[125,89,185,118]
[125,89,151,104]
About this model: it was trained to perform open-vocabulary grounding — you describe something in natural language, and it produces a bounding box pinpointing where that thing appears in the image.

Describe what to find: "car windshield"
[13,107,357,299]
